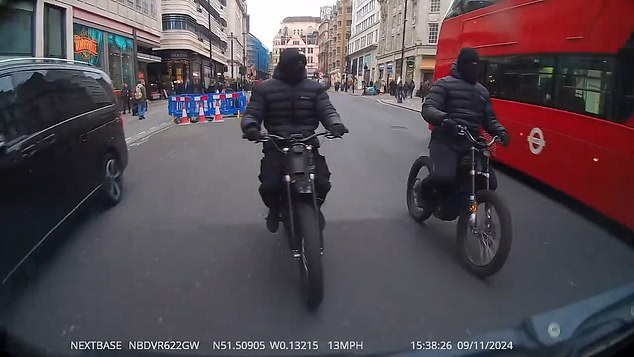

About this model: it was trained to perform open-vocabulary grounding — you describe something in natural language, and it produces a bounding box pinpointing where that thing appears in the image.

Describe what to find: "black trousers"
[258,150,332,210]
[123,98,131,113]
[420,139,498,201]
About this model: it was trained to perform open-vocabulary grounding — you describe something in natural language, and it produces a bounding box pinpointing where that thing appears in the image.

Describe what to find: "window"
[557,56,614,118]
[0,4,33,56]
[428,23,439,44]
[430,0,441,13]
[446,0,501,18]
[481,54,620,121]
[136,0,142,11]
[481,56,555,106]
[293,40,299,45]
[44,4,65,58]
[308,56,313,64]
[150,1,156,17]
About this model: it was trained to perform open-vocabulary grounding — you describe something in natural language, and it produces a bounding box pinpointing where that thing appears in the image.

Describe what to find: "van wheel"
[102,153,123,207]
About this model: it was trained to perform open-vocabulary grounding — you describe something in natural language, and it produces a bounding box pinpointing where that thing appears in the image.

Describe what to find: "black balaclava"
[277,48,307,84]
[456,47,480,84]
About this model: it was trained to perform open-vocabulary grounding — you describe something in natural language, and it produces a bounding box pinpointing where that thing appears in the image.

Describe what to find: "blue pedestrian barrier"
[168,92,248,119]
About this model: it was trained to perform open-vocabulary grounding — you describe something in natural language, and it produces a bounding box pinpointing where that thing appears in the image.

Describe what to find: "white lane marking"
[149,126,157,131]
[137,131,146,136]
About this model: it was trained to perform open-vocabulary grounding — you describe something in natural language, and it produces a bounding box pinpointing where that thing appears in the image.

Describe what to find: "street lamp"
[397,0,408,103]
[230,32,234,79]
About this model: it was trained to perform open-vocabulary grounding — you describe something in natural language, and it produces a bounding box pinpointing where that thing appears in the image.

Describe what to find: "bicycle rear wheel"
[407,156,434,222]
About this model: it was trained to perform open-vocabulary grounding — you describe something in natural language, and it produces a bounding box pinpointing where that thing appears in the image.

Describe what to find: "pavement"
[121,100,174,146]
[4,92,634,355]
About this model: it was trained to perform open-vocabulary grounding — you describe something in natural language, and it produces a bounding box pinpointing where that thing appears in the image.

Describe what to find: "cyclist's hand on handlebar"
[499,131,511,147]
[244,127,262,141]
[329,123,348,138]
[442,118,460,134]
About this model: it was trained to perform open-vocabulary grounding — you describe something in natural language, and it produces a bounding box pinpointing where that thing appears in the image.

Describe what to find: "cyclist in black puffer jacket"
[420,47,511,210]
[241,48,348,233]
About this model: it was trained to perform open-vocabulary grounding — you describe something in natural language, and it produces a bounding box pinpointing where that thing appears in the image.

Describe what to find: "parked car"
[0,58,128,286]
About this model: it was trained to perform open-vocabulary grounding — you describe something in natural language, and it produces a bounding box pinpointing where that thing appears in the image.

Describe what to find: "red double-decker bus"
[433,0,634,231]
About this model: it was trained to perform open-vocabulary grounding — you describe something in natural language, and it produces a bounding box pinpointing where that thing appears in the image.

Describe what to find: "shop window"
[108,34,135,90]
[0,2,34,56]
[44,4,65,58]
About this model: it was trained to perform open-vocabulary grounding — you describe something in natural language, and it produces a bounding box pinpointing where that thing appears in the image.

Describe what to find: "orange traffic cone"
[213,101,224,123]
[180,107,191,125]
[197,103,207,123]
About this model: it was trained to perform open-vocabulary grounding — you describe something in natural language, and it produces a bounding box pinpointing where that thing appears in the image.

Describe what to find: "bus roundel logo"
[528,127,546,155]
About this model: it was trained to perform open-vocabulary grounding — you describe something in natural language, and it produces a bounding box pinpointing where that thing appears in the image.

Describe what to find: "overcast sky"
[247,0,331,52]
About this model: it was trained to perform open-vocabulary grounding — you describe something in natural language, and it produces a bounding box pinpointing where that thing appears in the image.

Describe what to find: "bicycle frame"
[253,131,335,254]
[458,127,498,226]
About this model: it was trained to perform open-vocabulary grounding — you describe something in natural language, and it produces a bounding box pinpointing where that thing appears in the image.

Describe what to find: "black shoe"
[266,208,280,233]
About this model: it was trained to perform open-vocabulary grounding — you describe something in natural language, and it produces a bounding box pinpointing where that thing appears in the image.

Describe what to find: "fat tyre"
[457,190,512,278]
[296,201,323,310]
[407,156,434,222]
[102,153,123,207]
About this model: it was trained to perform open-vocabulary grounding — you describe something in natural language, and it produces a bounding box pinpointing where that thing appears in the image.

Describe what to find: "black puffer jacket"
[422,63,506,146]
[241,68,342,148]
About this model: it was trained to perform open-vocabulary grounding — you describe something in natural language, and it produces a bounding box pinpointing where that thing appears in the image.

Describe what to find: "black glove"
[329,123,348,138]
[244,126,262,141]
[499,130,511,147]
[441,118,459,134]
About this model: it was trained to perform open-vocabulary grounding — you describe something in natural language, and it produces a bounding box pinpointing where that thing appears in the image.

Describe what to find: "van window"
[46,69,96,119]
[0,75,25,143]
[10,70,62,134]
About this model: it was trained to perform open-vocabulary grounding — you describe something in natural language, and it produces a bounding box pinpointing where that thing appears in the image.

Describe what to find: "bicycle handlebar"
[456,125,499,148]
[242,131,339,143]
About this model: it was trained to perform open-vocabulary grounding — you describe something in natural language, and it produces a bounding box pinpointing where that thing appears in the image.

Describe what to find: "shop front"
[419,56,436,84]
[73,23,135,91]
[155,50,213,94]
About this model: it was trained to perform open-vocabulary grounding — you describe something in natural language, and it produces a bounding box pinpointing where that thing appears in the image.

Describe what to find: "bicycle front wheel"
[296,201,323,310]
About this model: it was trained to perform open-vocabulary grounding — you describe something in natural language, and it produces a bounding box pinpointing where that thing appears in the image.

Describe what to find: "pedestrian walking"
[409,79,415,98]
[121,83,132,114]
[134,80,147,120]
[421,79,431,99]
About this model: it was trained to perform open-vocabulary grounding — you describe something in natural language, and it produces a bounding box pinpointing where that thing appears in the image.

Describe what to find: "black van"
[0,58,128,285]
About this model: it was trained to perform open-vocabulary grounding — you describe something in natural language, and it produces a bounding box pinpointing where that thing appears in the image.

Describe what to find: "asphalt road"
[4,92,634,355]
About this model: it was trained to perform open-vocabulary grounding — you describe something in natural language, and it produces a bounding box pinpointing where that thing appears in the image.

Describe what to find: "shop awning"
[420,57,436,70]
[137,52,162,63]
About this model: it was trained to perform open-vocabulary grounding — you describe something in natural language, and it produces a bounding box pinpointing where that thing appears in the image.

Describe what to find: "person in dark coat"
[418,47,510,210]
[241,48,348,233]
[121,83,132,114]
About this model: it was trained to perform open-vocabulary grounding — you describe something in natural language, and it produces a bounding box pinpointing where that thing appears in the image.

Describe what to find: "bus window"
[556,56,614,120]
[482,56,555,107]
[446,0,500,19]
[615,46,634,123]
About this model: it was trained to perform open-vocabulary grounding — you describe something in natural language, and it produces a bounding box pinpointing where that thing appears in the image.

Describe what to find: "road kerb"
[377,99,420,113]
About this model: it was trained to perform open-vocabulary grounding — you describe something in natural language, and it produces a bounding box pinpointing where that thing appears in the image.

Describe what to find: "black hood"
[274,48,307,84]
[455,47,481,84]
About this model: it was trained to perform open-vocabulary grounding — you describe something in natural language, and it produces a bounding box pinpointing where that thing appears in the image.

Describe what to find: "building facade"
[225,0,247,81]
[375,0,450,89]
[271,17,321,77]
[348,0,379,89]
[317,20,330,77]
[155,0,230,93]
[325,0,352,85]
[246,33,270,80]
[1,0,162,94]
